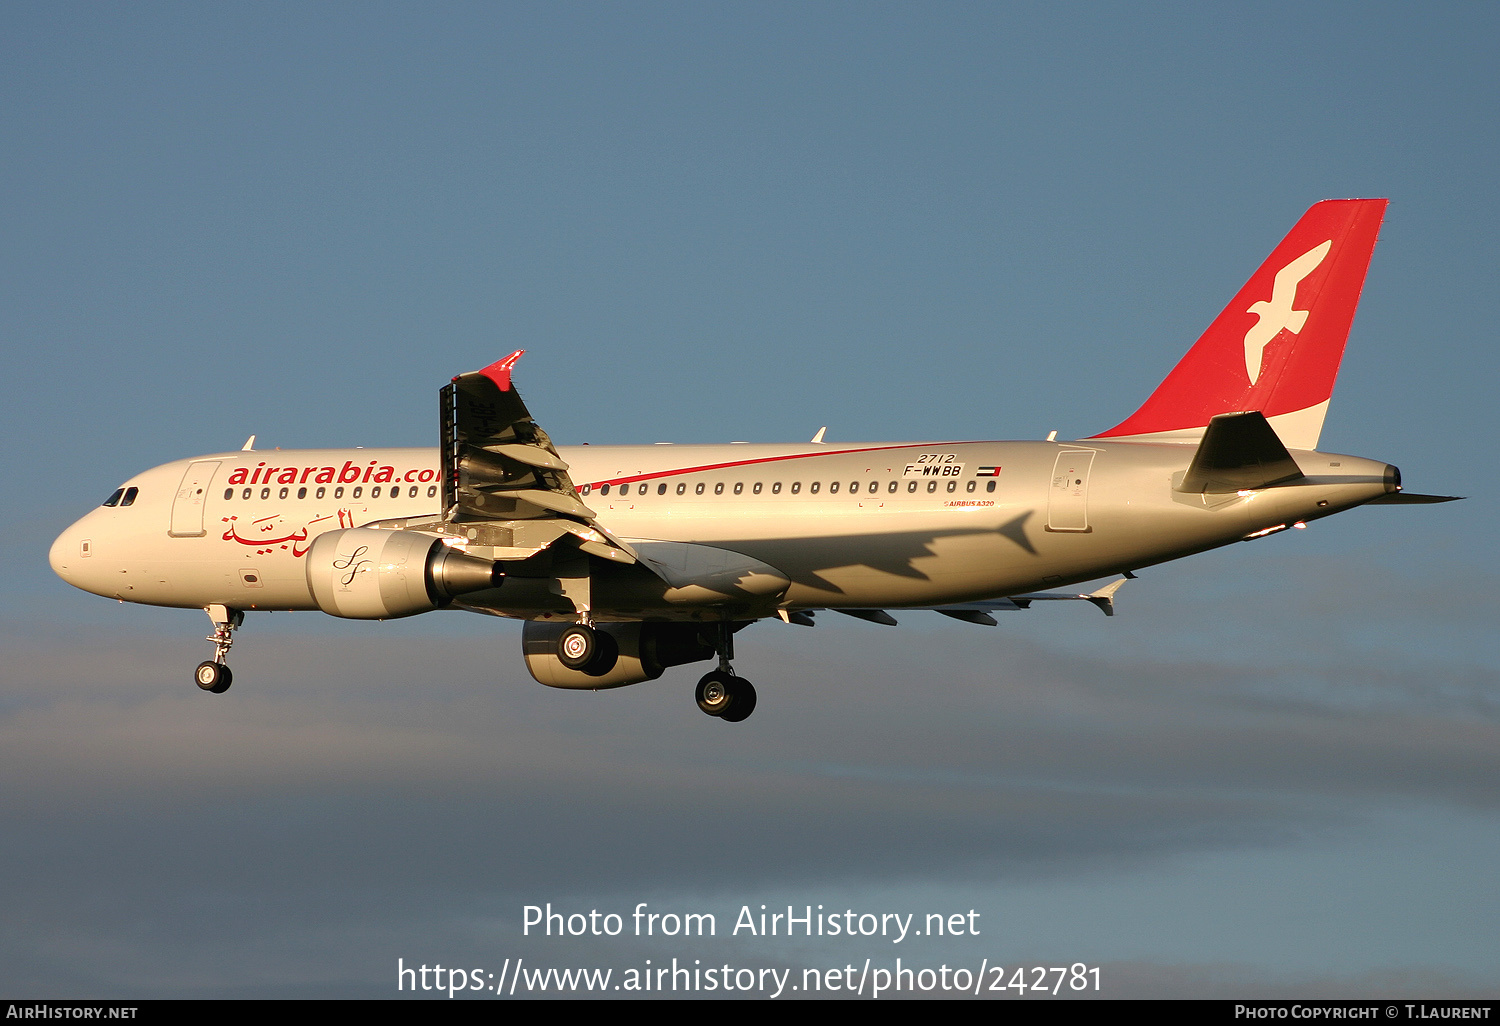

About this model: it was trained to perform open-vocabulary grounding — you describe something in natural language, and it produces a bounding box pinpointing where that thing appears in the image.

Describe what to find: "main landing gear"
[696,621,757,723]
[195,604,243,694]
[555,621,619,677]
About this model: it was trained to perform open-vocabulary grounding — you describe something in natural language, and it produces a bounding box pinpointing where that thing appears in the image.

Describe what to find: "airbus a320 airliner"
[50,200,1455,722]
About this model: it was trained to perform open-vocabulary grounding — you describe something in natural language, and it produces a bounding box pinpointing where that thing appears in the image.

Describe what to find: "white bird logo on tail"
[1243,239,1331,384]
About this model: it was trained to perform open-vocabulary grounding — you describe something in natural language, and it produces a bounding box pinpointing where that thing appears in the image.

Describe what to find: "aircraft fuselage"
[50,439,1395,620]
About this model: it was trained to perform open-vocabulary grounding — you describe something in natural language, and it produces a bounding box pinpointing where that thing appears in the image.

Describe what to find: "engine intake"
[306,528,499,619]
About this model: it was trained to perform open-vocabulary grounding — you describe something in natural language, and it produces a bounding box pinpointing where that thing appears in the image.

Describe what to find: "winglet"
[811,427,828,444]
[478,350,526,392]
[1085,577,1128,617]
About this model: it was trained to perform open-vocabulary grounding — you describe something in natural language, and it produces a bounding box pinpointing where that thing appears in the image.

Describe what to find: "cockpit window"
[119,487,139,507]
[101,488,125,507]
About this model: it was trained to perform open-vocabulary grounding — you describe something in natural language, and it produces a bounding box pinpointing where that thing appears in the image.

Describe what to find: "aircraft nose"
[50,516,100,588]
[49,522,80,581]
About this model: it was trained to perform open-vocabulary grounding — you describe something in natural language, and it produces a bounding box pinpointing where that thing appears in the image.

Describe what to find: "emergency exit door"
[1047,451,1095,532]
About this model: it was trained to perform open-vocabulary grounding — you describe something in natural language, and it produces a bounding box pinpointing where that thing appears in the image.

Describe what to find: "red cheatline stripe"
[578,443,975,488]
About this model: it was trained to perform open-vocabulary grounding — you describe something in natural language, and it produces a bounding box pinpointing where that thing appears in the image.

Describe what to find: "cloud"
[2,552,1496,995]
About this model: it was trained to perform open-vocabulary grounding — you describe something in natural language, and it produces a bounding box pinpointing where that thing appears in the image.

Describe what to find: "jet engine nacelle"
[523,620,716,690]
[305,528,499,619]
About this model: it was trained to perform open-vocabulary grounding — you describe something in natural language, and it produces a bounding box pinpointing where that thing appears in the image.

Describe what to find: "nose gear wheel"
[696,670,757,722]
[194,605,243,694]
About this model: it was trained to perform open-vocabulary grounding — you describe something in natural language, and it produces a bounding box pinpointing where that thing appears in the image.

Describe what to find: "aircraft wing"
[441,351,637,563]
[974,577,1128,616]
[781,578,1130,627]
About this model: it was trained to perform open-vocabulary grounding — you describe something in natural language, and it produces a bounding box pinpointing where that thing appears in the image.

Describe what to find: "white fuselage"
[50,439,1393,618]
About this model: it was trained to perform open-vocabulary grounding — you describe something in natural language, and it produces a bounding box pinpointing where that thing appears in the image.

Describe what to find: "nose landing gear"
[696,621,757,722]
[195,604,243,694]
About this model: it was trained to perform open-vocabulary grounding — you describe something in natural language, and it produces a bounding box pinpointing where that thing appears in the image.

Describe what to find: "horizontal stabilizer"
[1364,492,1463,505]
[1178,411,1304,494]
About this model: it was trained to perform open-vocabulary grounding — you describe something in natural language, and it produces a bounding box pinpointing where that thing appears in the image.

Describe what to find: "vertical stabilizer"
[1091,199,1387,450]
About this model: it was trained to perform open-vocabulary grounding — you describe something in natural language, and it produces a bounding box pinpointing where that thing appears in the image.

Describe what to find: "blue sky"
[2,2,1496,997]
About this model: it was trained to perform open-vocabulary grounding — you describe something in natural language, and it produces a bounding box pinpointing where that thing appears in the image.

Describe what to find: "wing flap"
[439,351,633,565]
[630,540,790,599]
[443,351,590,523]
[483,442,571,471]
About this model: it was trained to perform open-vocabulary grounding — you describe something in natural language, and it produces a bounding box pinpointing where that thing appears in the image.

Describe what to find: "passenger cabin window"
[224,489,234,500]
[695,483,705,495]
[772,482,781,494]
[676,483,686,495]
[753,483,763,495]
[657,483,666,495]
[986,480,997,492]
[352,486,362,498]
[316,487,326,499]
[601,484,611,495]
[427,485,437,498]
[280,487,289,499]
[810,482,820,494]
[733,482,743,495]
[907,481,917,493]
[887,481,897,494]
[714,483,724,495]
[260,487,270,499]
[297,487,307,499]
[829,482,839,494]
[966,481,976,492]
[372,486,381,498]
[790,482,800,494]
[243,488,252,499]
[946,481,957,492]
[334,487,344,498]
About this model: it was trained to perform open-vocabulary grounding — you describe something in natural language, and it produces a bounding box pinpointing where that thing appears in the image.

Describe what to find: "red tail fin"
[1091,199,1387,449]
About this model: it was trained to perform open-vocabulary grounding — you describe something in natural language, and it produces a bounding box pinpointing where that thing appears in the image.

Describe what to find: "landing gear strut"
[196,604,243,694]
[696,621,757,722]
